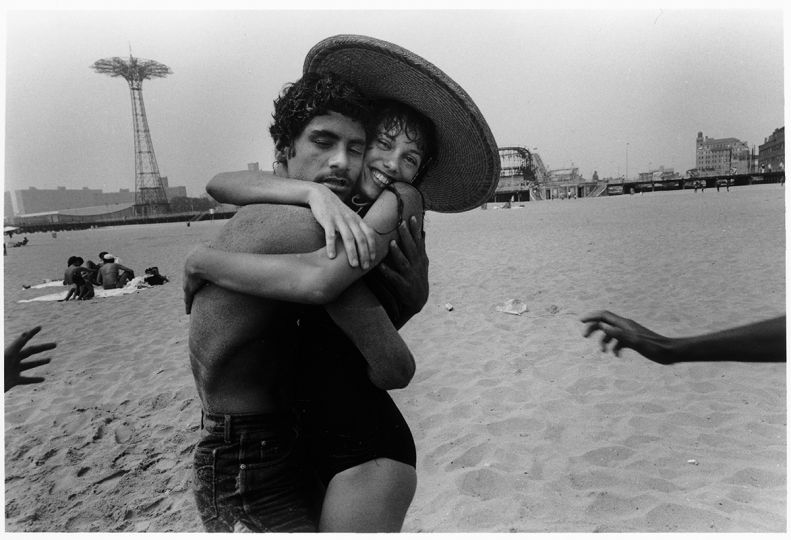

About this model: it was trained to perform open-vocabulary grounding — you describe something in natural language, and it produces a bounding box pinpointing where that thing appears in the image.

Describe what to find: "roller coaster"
[495,147,550,201]
[495,147,609,201]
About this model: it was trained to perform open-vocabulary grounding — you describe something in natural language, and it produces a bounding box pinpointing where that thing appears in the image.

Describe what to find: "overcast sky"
[2,6,785,197]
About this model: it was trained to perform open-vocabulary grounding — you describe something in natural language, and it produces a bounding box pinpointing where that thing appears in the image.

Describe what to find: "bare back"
[98,263,129,289]
[189,203,325,414]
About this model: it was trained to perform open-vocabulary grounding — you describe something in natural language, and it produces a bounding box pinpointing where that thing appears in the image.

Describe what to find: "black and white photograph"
[3,2,786,534]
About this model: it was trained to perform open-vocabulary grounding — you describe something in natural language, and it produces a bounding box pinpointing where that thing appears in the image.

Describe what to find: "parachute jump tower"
[92,54,172,216]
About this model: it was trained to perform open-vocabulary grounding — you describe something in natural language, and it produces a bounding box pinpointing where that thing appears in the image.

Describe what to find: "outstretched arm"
[325,281,415,389]
[184,184,423,313]
[208,170,376,267]
[581,310,786,364]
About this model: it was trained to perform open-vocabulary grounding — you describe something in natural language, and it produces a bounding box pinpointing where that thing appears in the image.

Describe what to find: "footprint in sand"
[115,424,133,444]
[485,417,543,437]
[642,502,727,531]
[457,467,511,500]
[35,447,59,466]
[566,375,611,396]
[581,445,635,467]
[584,491,639,517]
[445,443,488,471]
[724,467,785,489]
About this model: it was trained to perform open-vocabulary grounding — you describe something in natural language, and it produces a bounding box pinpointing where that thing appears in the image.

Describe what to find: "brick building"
[758,127,784,173]
[695,132,751,176]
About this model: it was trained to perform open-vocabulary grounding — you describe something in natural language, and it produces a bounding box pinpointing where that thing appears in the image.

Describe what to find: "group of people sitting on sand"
[61,251,135,301]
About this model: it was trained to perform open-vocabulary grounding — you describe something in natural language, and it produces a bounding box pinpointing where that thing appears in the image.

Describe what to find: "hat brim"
[304,35,500,213]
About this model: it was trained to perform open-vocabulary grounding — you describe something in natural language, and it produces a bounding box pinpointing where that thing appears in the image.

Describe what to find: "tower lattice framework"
[92,55,172,215]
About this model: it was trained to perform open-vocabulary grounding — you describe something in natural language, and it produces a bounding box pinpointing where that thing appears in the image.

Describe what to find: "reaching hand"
[183,246,209,315]
[581,310,675,364]
[378,216,429,324]
[307,184,376,269]
[5,326,56,392]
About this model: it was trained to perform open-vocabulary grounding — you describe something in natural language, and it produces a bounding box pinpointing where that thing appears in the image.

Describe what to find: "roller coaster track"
[498,147,550,184]
[497,147,610,200]
[497,147,549,200]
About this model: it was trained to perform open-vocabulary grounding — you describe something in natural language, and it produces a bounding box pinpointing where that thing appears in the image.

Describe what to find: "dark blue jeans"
[192,411,319,532]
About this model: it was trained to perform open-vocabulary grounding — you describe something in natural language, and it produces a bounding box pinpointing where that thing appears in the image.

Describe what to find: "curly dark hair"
[370,99,436,186]
[269,72,374,160]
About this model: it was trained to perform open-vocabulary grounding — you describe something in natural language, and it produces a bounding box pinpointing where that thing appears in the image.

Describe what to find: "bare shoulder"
[212,203,325,254]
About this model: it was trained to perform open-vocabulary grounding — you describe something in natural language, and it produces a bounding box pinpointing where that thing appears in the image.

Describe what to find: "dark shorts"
[192,411,319,532]
[295,308,417,487]
[298,388,416,486]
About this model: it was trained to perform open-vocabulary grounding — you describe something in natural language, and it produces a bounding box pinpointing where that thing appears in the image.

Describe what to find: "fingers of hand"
[377,262,394,279]
[324,228,339,262]
[19,358,51,372]
[600,333,614,352]
[360,221,376,262]
[25,326,43,340]
[398,220,419,258]
[386,239,410,271]
[348,225,372,270]
[19,343,56,360]
[408,215,425,249]
[376,262,405,286]
[16,376,45,386]
[8,326,41,353]
[582,322,600,338]
[580,311,605,324]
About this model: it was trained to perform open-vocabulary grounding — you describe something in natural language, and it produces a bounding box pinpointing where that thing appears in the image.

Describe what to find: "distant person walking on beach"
[96,254,134,290]
[581,310,786,363]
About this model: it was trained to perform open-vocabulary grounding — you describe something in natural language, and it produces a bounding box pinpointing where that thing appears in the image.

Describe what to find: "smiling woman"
[354,99,436,203]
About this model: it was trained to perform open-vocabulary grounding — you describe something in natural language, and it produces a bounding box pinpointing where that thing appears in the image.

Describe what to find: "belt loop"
[224,414,232,443]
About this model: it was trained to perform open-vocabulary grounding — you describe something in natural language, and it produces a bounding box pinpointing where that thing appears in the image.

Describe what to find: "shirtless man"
[96,254,134,289]
[62,256,94,301]
[188,71,423,532]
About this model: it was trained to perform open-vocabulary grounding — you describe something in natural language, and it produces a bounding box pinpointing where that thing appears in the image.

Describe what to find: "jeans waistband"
[200,410,297,442]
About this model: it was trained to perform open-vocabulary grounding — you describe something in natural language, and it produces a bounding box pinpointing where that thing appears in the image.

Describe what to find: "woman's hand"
[183,246,209,315]
[307,184,377,269]
[377,216,429,326]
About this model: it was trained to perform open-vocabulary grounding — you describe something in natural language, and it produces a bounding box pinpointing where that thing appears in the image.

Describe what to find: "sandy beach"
[3,184,785,532]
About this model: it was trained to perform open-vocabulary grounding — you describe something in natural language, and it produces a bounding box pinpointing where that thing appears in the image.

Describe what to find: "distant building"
[12,203,137,228]
[543,167,599,199]
[4,183,187,219]
[637,166,681,183]
[695,132,751,176]
[758,127,784,173]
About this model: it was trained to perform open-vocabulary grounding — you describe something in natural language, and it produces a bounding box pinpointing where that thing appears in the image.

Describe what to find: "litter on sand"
[496,299,528,316]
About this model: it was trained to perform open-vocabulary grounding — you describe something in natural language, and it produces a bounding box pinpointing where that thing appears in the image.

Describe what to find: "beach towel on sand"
[19,277,153,303]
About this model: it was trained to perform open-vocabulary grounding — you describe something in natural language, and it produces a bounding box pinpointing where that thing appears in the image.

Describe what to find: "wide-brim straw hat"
[304,34,500,213]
